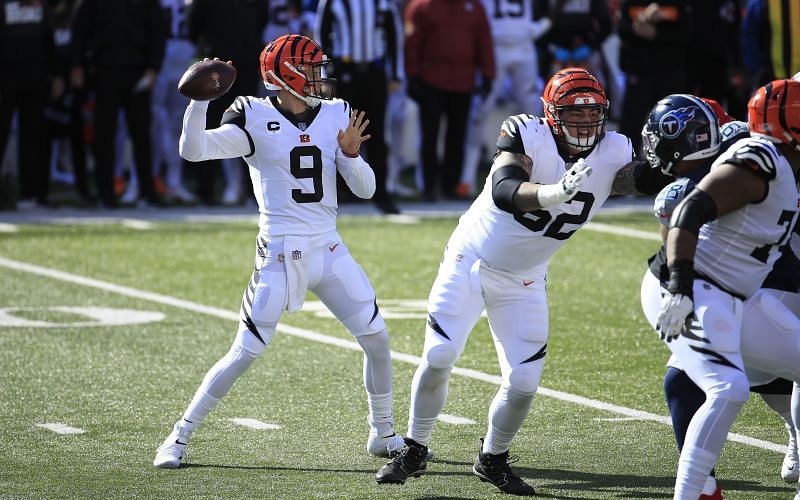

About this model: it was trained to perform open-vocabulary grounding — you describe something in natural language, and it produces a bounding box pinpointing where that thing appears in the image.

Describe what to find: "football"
[177,59,237,101]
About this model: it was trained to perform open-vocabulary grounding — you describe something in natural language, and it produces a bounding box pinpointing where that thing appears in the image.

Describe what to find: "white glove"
[656,292,694,342]
[536,158,592,207]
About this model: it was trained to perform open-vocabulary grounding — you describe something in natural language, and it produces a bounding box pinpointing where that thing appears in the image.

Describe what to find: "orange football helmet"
[541,67,609,151]
[259,34,336,107]
[748,79,800,152]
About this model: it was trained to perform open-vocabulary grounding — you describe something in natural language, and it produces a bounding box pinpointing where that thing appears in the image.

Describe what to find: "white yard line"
[36,423,86,435]
[585,222,661,241]
[0,223,18,233]
[0,255,783,454]
[438,414,477,425]
[230,418,281,430]
[120,219,154,230]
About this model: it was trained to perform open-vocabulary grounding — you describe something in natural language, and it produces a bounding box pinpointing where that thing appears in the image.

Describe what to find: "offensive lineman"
[153,34,404,467]
[375,67,672,495]
[655,79,800,499]
[638,94,798,499]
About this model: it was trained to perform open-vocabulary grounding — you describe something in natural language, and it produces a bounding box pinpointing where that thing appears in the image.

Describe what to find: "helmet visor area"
[555,104,607,149]
[300,60,336,100]
[641,127,668,173]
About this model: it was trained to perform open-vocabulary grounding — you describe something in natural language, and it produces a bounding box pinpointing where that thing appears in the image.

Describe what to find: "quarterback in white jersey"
[656,79,800,499]
[154,35,404,468]
[376,67,673,494]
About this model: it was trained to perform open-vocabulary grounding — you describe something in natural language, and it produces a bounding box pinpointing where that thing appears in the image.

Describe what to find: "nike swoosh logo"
[522,280,534,287]
[329,243,340,252]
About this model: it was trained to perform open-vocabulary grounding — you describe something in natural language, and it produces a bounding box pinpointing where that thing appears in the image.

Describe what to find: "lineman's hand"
[560,158,592,197]
[338,109,371,157]
[656,292,694,341]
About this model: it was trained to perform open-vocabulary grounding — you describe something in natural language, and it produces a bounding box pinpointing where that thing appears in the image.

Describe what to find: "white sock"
[408,361,451,446]
[675,446,716,499]
[483,385,535,455]
[701,475,717,495]
[367,392,394,436]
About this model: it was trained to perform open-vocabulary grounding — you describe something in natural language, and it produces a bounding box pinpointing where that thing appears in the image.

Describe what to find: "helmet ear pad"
[541,67,609,151]
[641,94,721,174]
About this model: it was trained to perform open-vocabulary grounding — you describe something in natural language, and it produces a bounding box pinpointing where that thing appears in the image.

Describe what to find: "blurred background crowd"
[0,0,797,214]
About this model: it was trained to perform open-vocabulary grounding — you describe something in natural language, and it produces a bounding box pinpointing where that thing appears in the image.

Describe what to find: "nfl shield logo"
[292,250,302,260]
[298,122,307,131]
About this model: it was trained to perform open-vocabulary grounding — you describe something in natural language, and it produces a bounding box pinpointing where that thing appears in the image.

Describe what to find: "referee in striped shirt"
[315,0,404,214]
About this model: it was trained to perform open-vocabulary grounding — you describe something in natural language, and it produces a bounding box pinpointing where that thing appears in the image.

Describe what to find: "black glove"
[478,76,493,99]
[407,76,422,103]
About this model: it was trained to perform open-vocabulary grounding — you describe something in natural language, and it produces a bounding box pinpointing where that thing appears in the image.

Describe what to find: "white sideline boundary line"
[438,414,476,425]
[0,255,783,454]
[230,418,281,430]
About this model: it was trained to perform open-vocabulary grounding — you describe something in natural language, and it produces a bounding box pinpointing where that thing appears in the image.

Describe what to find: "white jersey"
[159,0,194,77]
[224,97,356,238]
[450,114,633,276]
[694,136,800,298]
[481,0,546,46]
[180,96,375,240]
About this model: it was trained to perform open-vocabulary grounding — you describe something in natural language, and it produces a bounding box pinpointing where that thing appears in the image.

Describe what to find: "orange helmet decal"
[541,67,609,151]
[748,79,800,152]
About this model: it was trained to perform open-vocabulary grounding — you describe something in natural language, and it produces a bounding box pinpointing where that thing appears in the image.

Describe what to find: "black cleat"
[375,438,428,484]
[473,440,535,496]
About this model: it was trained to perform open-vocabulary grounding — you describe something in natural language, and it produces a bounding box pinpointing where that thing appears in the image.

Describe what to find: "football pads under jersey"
[451,114,633,276]
[222,96,352,238]
[694,136,800,298]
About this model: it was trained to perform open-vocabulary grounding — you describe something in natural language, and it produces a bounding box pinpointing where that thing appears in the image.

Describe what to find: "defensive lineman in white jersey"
[376,67,673,495]
[655,79,800,499]
[153,34,404,468]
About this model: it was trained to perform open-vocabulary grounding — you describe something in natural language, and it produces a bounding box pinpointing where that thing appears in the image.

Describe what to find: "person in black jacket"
[186,0,270,205]
[617,0,692,153]
[0,0,61,209]
[70,0,166,207]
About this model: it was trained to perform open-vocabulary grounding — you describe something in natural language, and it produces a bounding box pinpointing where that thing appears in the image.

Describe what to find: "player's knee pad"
[233,323,273,357]
[706,372,750,405]
[507,363,543,396]
[425,343,459,370]
[340,299,386,336]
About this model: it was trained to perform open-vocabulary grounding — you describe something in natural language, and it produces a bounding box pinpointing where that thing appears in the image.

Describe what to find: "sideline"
[0,255,783,454]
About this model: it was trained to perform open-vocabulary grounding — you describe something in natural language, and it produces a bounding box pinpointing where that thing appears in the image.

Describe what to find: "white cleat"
[153,422,192,468]
[783,450,799,483]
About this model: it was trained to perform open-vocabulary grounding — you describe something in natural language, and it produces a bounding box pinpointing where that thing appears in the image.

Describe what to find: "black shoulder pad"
[496,115,527,155]
[726,140,779,181]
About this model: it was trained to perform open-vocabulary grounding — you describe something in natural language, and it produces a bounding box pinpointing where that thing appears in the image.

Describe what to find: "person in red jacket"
[404,0,495,201]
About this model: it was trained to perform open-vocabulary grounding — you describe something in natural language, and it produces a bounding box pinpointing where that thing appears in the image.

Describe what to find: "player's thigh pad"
[237,245,288,353]
[693,281,742,355]
[423,251,485,368]
[640,270,662,330]
[741,289,800,381]
[314,245,385,336]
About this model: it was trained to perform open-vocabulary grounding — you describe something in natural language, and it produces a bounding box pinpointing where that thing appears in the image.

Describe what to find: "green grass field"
[0,211,795,499]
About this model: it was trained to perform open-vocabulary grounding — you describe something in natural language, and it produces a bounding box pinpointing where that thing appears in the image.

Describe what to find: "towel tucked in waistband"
[283,236,310,313]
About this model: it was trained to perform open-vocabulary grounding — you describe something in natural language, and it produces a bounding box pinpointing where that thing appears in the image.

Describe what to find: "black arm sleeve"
[670,188,717,236]
[491,165,528,214]
[632,159,675,195]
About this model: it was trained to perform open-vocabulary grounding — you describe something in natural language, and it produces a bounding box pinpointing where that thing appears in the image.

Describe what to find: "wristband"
[667,259,694,298]
[343,149,360,158]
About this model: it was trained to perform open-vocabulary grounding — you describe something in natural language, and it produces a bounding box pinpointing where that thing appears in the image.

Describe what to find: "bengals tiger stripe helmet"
[541,67,609,151]
[259,34,336,107]
[748,79,800,152]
